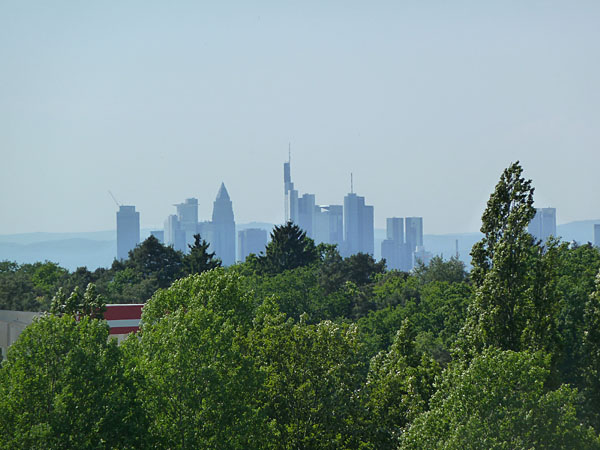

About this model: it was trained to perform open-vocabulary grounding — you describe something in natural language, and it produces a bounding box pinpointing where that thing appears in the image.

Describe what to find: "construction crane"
[108,191,120,208]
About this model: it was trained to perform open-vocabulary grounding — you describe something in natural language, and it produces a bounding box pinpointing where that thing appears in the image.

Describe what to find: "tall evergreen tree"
[252,222,319,274]
[183,234,222,276]
[125,235,183,289]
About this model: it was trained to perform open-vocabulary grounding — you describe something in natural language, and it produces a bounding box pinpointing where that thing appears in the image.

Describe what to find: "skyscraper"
[528,208,557,243]
[211,183,236,266]
[594,224,600,248]
[176,198,198,250]
[116,205,140,260]
[238,228,268,262]
[298,193,316,237]
[405,217,423,251]
[164,214,186,252]
[386,217,404,243]
[284,155,298,223]
[381,218,403,270]
[314,205,344,248]
[343,193,374,256]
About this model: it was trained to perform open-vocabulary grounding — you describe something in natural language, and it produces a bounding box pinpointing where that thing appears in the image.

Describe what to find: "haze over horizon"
[2,1,599,235]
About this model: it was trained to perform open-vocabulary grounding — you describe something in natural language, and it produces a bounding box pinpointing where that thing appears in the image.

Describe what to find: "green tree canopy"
[251,221,319,274]
[399,348,599,450]
[414,255,468,284]
[129,270,265,449]
[124,235,183,289]
[49,283,106,319]
[364,319,441,449]
[459,162,559,356]
[0,315,145,449]
[182,233,222,276]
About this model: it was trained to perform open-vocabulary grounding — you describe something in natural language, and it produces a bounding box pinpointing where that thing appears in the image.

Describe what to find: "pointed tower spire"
[216,182,230,201]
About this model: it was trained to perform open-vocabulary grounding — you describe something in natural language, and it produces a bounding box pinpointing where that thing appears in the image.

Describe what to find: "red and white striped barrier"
[104,304,143,336]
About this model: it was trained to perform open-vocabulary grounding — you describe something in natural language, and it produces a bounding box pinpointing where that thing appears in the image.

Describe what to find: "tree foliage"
[183,233,221,275]
[49,283,106,319]
[250,221,319,274]
[0,315,145,449]
[400,349,599,450]
[460,162,559,356]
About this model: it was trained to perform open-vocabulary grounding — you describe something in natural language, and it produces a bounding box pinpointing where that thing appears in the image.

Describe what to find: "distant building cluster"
[116,156,436,269]
[160,183,237,266]
[116,183,260,266]
[381,217,432,271]
[117,157,591,270]
[284,157,430,270]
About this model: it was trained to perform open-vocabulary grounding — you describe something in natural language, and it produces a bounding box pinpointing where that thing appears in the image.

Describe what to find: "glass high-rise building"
[238,228,268,262]
[343,193,374,256]
[528,208,557,244]
[211,183,236,266]
[176,198,199,250]
[116,205,140,260]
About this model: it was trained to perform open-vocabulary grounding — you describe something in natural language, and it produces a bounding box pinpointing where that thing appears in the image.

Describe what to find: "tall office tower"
[211,183,236,266]
[116,205,140,260]
[594,224,600,248]
[386,217,404,243]
[238,228,268,262]
[381,218,404,270]
[176,198,199,251]
[405,217,424,270]
[164,214,186,252]
[197,220,215,251]
[343,193,374,256]
[528,208,557,243]
[284,156,299,223]
[405,217,423,251]
[314,205,344,247]
[298,193,316,237]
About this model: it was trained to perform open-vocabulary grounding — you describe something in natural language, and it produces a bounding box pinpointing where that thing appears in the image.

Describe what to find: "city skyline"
[2,2,600,235]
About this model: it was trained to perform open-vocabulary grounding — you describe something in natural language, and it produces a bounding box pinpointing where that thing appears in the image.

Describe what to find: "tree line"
[1,162,600,448]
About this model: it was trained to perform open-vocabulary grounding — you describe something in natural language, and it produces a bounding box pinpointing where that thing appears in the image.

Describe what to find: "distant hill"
[0,239,116,271]
[1,220,597,272]
[556,219,600,244]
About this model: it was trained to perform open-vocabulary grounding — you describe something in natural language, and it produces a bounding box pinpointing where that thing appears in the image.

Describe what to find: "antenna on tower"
[288,142,291,163]
[350,173,354,194]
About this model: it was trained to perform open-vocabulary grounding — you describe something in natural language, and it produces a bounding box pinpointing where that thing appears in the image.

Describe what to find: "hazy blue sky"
[1,1,599,235]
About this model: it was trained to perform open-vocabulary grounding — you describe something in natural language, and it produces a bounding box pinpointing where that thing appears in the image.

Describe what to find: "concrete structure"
[0,309,42,359]
[116,205,140,260]
[595,224,600,248]
[211,183,236,266]
[238,228,268,262]
[528,207,557,244]
[343,192,374,256]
